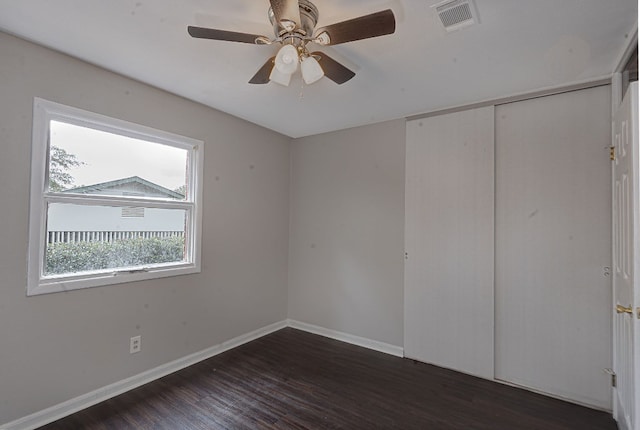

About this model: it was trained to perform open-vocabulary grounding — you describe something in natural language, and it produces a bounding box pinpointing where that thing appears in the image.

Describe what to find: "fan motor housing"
[269,0,319,38]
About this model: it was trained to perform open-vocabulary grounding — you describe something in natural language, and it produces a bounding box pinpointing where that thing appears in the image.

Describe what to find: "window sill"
[27,263,200,296]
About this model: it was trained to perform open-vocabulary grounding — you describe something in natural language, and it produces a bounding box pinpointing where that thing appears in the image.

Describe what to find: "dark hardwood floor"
[39,328,617,430]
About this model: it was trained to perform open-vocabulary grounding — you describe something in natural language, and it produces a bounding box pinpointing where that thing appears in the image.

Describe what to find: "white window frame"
[27,98,204,296]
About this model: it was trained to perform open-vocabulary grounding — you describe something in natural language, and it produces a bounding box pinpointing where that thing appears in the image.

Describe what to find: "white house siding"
[47,203,185,233]
[46,178,186,241]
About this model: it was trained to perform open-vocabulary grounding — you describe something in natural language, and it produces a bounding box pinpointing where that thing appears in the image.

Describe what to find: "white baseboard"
[287,319,404,357]
[2,319,404,430]
[1,320,287,430]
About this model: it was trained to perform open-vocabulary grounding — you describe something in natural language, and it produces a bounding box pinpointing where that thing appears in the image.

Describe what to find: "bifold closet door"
[404,106,494,379]
[495,85,612,409]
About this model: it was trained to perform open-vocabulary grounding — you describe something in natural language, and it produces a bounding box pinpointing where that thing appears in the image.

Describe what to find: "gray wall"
[0,32,290,424]
[288,120,406,347]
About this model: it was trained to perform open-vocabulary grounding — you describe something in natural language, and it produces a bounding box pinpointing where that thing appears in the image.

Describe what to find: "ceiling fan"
[187,0,396,86]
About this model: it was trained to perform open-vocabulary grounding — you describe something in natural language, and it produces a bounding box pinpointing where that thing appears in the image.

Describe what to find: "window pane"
[44,203,187,276]
[48,120,188,199]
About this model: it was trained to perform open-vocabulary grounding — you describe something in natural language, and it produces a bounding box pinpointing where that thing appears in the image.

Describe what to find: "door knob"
[616,304,633,315]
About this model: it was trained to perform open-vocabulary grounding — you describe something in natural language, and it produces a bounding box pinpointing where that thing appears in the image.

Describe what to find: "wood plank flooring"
[39,328,617,429]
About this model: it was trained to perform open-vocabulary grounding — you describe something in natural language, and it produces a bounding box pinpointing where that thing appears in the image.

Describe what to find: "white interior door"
[612,81,639,430]
[495,86,612,409]
[404,106,494,379]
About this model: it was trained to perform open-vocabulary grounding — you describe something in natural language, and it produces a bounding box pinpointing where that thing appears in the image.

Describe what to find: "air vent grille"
[122,207,145,218]
[432,0,479,32]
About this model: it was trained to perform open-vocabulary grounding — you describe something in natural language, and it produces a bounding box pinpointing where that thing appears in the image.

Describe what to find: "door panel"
[404,106,494,379]
[613,81,638,430]
[495,86,612,408]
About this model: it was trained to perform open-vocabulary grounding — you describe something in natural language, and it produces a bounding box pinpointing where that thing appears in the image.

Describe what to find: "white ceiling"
[0,0,636,137]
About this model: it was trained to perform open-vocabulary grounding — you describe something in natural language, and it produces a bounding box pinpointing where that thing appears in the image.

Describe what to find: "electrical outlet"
[130,335,141,354]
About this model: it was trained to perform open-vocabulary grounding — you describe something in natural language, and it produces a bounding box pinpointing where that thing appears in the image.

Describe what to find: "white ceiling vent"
[432,0,479,32]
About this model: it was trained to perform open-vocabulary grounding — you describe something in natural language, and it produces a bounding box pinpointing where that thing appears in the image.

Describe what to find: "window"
[27,98,203,295]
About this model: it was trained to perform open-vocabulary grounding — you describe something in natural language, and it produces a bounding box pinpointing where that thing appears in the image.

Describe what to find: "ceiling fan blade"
[187,26,266,44]
[269,0,301,31]
[249,57,276,84]
[314,9,396,46]
[311,52,355,85]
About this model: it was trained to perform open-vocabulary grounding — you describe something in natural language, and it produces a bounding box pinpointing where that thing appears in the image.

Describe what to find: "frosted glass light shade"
[269,66,293,86]
[301,56,324,85]
[274,44,299,75]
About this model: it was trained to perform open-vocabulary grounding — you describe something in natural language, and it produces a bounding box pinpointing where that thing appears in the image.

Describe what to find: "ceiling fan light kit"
[187,0,396,86]
[274,44,299,74]
[300,55,324,85]
[269,65,294,86]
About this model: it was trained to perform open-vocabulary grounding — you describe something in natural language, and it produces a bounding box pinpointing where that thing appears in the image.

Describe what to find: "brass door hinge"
[610,146,616,161]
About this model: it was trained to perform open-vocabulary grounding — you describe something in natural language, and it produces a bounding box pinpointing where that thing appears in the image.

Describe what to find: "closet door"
[404,106,494,379]
[495,86,612,409]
